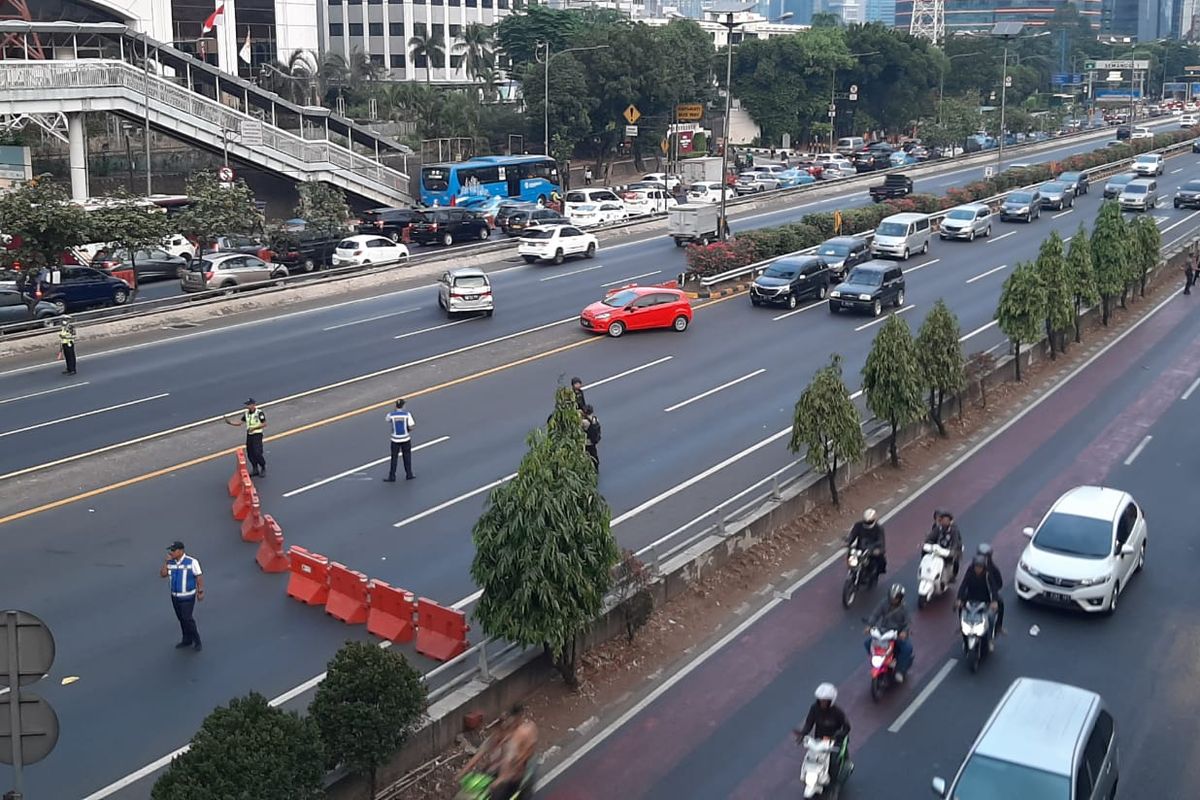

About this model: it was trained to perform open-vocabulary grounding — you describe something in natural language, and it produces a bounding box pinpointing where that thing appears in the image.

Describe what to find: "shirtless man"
[459,705,539,799]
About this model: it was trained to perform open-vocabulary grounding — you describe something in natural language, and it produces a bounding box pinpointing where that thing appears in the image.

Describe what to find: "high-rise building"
[864,0,896,25]
[896,0,1102,35]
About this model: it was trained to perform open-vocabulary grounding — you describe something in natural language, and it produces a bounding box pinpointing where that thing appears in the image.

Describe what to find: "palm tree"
[318,51,349,104]
[453,23,495,82]
[260,49,317,106]
[408,29,446,85]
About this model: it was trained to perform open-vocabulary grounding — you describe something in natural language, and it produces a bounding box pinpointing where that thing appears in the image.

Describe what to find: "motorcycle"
[800,735,850,798]
[960,601,993,673]
[867,626,898,702]
[456,762,538,800]
[917,543,955,608]
[841,547,878,608]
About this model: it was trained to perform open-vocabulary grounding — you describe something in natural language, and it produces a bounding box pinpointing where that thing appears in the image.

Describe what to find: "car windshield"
[844,268,883,287]
[946,209,976,220]
[565,192,589,203]
[522,229,555,240]
[876,222,909,236]
[1125,184,1148,194]
[819,243,850,257]
[453,275,487,289]
[1109,174,1135,186]
[1033,512,1113,558]
[1136,155,1157,163]
[509,212,531,222]
[603,289,640,307]
[1184,181,1200,191]
[1043,182,1068,193]
[336,239,360,249]
[951,754,1071,799]
[763,263,799,279]
[1008,193,1033,204]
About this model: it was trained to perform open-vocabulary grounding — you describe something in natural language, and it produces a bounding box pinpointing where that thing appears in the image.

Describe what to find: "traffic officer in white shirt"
[161,540,204,651]
[383,398,416,482]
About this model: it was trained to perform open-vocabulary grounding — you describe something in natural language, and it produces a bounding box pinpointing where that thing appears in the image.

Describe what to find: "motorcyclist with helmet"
[864,583,914,682]
[794,683,853,781]
[925,509,963,580]
[847,508,887,578]
[956,555,1000,651]
[976,543,1005,635]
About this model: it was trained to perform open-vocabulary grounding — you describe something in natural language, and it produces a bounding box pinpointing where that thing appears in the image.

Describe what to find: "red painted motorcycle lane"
[545,293,1193,800]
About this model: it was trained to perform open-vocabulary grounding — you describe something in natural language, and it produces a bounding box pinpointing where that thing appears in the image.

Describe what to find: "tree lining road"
[542,270,1200,799]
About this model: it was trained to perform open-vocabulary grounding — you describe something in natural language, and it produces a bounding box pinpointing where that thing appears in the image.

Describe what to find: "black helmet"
[933,508,946,520]
[977,543,993,558]
[937,510,954,520]
[972,554,989,569]
[889,583,906,602]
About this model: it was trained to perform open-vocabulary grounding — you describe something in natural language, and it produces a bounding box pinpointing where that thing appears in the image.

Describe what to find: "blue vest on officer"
[167,555,201,598]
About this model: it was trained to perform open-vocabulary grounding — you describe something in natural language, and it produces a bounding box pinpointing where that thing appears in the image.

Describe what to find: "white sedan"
[518,224,598,264]
[1014,485,1147,615]
[641,172,681,191]
[331,234,409,267]
[568,202,628,228]
[1130,126,1154,140]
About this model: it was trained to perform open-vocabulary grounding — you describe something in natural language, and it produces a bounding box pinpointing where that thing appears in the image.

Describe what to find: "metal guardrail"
[0,61,410,193]
[698,137,1195,289]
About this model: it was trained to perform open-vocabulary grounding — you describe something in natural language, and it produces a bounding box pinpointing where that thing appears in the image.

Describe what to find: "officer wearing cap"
[58,316,77,375]
[160,540,204,651]
[225,398,267,476]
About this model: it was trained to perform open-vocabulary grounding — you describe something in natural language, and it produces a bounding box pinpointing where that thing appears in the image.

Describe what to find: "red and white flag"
[239,30,252,64]
[201,3,225,34]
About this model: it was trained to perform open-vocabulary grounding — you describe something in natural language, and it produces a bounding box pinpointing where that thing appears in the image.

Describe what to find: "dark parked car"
[750,255,832,309]
[357,207,425,241]
[815,235,871,277]
[204,234,273,262]
[1174,179,1200,209]
[0,288,60,331]
[36,265,131,312]
[1115,125,1132,140]
[828,261,905,317]
[270,231,343,273]
[98,248,189,282]
[1057,171,1089,196]
[409,208,492,246]
[852,148,890,172]
[495,201,534,230]
[502,207,569,236]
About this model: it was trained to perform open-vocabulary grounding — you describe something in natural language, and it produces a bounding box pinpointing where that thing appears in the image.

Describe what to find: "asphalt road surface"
[1,122,1197,799]
[541,273,1200,799]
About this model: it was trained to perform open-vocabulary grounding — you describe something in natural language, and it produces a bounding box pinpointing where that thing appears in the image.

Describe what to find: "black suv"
[750,255,833,309]
[1115,125,1132,141]
[815,235,871,278]
[358,207,425,241]
[828,261,905,317]
[410,208,492,246]
[270,231,343,273]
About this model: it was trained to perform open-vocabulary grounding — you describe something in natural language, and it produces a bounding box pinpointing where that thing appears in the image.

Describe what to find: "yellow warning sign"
[624,104,641,125]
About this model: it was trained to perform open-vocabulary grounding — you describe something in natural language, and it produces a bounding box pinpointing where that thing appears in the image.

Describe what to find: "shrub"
[685,236,759,277]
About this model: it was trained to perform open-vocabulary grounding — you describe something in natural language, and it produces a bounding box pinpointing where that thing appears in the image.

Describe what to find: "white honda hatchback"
[1014,485,1147,615]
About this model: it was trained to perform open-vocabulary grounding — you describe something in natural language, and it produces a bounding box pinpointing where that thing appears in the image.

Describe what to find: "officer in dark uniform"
[59,316,77,375]
[226,398,267,476]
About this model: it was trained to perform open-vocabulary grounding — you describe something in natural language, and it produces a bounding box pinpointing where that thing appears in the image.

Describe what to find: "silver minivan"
[871,213,932,260]
[933,677,1118,800]
[938,203,993,241]
[836,136,865,155]
[1119,178,1158,211]
[437,267,494,317]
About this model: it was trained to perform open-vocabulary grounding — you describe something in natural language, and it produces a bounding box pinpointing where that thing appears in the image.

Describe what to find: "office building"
[896,0,1102,35]
[864,0,896,25]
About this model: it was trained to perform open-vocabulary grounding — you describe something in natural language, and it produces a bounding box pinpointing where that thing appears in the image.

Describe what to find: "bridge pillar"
[67,112,89,202]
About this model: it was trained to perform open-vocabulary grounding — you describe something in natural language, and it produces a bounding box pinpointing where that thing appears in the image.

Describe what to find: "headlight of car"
[859,294,872,301]
[829,290,841,298]
[1018,559,1039,577]
[595,312,611,320]
[1078,573,1111,586]
[1019,206,1030,213]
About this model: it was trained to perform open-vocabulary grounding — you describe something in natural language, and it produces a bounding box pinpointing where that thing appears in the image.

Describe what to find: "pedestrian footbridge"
[0,22,415,206]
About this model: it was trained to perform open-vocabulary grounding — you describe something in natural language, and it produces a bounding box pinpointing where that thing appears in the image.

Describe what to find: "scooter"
[841,547,879,608]
[800,736,851,798]
[960,601,993,673]
[867,627,898,702]
[917,543,955,608]
[456,762,538,800]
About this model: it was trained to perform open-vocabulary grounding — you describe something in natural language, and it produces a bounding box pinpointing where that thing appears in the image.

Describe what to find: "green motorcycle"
[455,763,537,800]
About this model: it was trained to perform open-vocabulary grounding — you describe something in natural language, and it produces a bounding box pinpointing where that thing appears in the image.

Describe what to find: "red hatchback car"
[580,283,693,337]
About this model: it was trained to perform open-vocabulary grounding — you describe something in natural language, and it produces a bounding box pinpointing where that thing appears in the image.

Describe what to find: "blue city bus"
[419,155,560,208]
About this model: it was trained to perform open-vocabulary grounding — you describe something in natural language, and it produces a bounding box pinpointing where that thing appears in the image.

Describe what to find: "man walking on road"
[161,541,203,651]
[58,317,77,375]
[226,398,267,476]
[582,404,600,470]
[1186,252,1197,295]
[384,398,416,482]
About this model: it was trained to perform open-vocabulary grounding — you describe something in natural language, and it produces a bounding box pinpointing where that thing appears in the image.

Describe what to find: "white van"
[871,213,931,260]
[836,136,865,155]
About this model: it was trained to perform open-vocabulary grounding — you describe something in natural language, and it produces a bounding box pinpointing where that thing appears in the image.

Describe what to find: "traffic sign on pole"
[623,104,641,125]
[218,166,235,183]
[675,103,704,122]
[1,611,58,796]
[625,125,638,137]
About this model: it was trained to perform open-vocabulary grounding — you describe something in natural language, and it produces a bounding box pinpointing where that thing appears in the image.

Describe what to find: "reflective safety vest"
[59,327,74,346]
[244,409,264,434]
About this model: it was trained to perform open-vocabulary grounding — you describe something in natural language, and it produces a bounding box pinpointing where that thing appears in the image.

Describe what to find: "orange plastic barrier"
[232,477,255,521]
[366,581,416,643]
[414,597,470,662]
[228,450,248,496]
[255,516,289,573]
[286,546,330,605]
[240,500,268,542]
[325,563,370,625]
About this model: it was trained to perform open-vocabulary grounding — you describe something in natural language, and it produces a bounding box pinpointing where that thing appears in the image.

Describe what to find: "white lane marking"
[584,356,674,389]
[1153,215,1171,226]
[854,306,915,332]
[663,369,766,413]
[392,473,516,529]
[1124,435,1153,466]
[960,319,999,342]
[601,270,661,288]
[1172,167,1185,174]
[888,658,958,733]
[1063,235,1073,242]
[0,316,581,485]
[966,263,1011,284]
[987,231,1017,244]
[322,308,417,331]
[539,265,604,282]
[772,299,826,320]
[1052,209,1075,219]
[1182,375,1200,400]
[282,436,450,498]
[0,393,170,440]
[0,381,89,405]
[1161,209,1200,236]
[394,317,477,339]
[905,258,941,275]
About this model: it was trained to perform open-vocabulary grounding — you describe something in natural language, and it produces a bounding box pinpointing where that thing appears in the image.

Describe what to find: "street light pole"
[998,44,1009,161]
[718,12,742,241]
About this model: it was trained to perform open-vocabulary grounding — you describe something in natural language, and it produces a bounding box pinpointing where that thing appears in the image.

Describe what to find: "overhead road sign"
[1085,59,1150,71]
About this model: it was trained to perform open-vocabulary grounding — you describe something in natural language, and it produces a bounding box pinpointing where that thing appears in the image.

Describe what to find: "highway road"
[0,121,1197,799]
[541,265,1200,799]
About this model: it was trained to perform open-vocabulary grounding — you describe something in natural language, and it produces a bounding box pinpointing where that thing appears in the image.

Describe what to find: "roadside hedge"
[685,129,1197,279]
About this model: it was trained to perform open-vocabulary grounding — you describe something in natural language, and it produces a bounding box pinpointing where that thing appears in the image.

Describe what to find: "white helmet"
[815,682,838,703]
[862,508,877,524]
